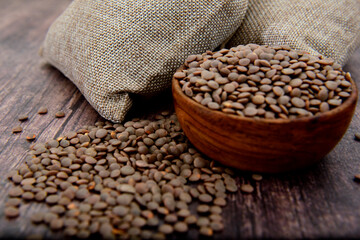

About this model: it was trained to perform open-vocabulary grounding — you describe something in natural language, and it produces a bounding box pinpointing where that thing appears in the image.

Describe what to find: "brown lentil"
[26,134,36,141]
[4,206,20,218]
[38,107,48,114]
[12,126,23,133]
[18,114,28,121]
[55,111,65,118]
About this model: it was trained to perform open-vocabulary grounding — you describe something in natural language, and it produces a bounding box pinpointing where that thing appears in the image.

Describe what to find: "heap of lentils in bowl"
[174,44,353,119]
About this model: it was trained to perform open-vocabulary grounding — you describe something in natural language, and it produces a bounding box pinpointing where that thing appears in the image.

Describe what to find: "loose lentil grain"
[355,133,360,141]
[38,107,48,114]
[240,184,254,193]
[18,114,28,121]
[4,206,20,218]
[26,134,36,141]
[55,111,65,118]
[354,174,360,182]
[251,174,263,181]
[12,126,23,133]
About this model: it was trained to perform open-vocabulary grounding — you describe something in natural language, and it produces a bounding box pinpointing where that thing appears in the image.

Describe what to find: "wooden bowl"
[172,67,358,173]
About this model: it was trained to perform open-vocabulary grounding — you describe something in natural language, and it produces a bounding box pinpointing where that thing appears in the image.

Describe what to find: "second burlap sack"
[40,0,248,122]
[226,0,360,66]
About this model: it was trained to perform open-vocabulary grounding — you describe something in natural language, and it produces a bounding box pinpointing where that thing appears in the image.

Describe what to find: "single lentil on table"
[18,114,28,121]
[12,126,23,133]
[38,107,48,115]
[55,111,65,118]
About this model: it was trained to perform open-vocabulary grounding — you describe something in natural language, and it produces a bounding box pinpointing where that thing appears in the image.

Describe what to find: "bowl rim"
[172,65,358,124]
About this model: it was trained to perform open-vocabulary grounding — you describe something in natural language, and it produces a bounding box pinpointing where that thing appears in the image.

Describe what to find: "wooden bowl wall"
[172,68,358,173]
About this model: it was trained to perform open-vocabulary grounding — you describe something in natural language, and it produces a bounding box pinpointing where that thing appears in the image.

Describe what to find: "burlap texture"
[41,0,360,122]
[40,0,248,122]
[226,0,360,66]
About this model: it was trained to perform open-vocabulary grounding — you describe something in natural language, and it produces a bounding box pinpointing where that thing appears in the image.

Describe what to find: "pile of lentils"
[175,44,353,119]
[5,112,250,239]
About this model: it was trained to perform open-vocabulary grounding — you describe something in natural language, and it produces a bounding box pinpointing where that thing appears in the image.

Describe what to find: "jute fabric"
[40,0,248,122]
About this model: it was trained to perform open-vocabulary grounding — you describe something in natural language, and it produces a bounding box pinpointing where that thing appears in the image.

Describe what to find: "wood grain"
[0,0,360,239]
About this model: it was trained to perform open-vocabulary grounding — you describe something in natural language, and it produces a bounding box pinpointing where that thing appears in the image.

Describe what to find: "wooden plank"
[0,0,359,239]
[0,0,99,238]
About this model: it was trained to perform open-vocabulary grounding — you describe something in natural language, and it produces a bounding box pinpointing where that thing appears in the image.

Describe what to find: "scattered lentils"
[5,112,248,239]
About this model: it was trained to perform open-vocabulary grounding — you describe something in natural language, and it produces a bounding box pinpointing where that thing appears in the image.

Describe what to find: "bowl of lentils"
[172,44,358,173]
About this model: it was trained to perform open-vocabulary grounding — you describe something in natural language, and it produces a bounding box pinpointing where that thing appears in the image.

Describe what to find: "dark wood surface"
[0,0,360,239]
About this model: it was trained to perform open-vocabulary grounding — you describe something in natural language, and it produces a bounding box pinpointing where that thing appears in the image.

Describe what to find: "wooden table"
[1,0,360,239]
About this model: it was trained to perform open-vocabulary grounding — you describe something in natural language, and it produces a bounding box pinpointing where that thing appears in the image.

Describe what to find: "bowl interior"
[172,66,358,172]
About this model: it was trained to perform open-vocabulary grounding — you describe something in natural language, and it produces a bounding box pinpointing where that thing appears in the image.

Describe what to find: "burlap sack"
[226,0,360,66]
[40,0,248,122]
